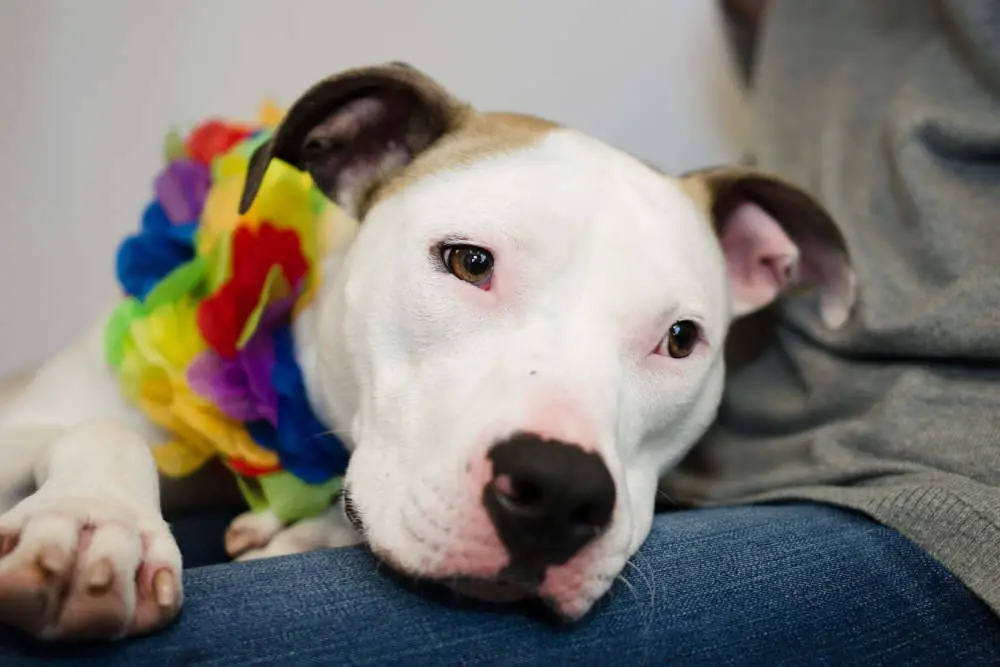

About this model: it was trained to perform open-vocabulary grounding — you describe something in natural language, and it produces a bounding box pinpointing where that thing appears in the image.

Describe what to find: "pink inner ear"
[720,202,800,317]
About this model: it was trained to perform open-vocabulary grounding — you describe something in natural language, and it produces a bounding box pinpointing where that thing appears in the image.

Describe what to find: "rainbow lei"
[104,102,351,523]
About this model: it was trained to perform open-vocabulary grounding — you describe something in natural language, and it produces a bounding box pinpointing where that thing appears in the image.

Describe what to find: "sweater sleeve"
[718,0,764,88]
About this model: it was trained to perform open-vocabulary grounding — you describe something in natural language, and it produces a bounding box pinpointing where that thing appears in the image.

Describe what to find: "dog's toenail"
[37,546,67,575]
[154,569,176,608]
[226,529,255,556]
[86,560,114,592]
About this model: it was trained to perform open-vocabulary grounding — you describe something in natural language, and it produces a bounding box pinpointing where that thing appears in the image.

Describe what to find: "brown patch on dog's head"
[369,112,559,209]
[240,63,557,220]
[676,174,716,222]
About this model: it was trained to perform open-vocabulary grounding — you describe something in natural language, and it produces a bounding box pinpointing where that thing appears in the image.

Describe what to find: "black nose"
[483,433,616,568]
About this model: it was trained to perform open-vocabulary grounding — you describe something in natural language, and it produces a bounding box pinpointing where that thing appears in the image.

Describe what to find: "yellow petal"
[243,166,314,229]
[153,440,215,478]
[171,389,280,468]
[213,151,252,184]
[198,176,253,256]
[258,99,285,128]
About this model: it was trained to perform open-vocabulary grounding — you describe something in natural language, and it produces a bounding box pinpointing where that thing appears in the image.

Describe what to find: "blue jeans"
[2,504,998,666]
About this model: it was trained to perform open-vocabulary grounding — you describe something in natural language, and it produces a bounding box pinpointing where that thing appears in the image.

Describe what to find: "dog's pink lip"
[447,579,532,604]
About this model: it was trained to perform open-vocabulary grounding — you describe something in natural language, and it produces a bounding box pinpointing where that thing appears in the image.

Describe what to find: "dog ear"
[239,62,471,218]
[681,167,855,329]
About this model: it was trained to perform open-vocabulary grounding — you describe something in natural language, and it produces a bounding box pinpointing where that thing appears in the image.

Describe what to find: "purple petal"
[240,332,279,426]
[155,159,211,225]
[187,350,260,423]
[258,296,296,332]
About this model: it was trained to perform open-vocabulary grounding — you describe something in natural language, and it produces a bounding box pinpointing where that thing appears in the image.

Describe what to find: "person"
[3,0,999,663]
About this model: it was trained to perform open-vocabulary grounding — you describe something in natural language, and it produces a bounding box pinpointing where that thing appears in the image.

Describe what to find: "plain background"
[0,0,749,376]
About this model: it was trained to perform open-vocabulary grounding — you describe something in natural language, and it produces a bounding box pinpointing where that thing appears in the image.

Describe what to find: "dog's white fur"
[0,64,852,641]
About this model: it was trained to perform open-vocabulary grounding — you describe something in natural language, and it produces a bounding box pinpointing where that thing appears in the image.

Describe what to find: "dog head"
[240,63,854,619]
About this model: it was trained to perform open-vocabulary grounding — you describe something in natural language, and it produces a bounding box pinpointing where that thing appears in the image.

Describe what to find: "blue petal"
[141,200,171,233]
[267,326,350,484]
[164,221,198,245]
[116,201,199,299]
[247,420,280,450]
[115,230,195,300]
[141,202,197,245]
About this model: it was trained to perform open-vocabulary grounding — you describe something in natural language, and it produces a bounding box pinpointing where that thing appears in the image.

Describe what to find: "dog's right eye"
[442,244,494,290]
[656,320,701,359]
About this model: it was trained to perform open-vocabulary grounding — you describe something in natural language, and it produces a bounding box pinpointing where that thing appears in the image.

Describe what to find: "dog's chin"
[445,579,533,604]
[344,492,604,621]
[365,546,582,620]
[437,576,581,623]
[414,569,601,623]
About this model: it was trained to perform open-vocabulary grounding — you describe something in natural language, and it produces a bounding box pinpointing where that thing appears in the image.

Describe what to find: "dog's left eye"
[657,320,700,358]
[442,244,494,289]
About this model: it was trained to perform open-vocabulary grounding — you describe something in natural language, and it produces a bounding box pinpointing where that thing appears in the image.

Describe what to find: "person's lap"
[2,503,998,666]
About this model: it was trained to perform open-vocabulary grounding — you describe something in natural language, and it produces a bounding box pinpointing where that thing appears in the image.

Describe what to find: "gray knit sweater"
[664,0,1000,615]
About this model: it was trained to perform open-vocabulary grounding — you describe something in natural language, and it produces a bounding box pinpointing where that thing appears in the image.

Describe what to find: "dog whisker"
[624,554,657,636]
[655,487,680,508]
[615,572,639,604]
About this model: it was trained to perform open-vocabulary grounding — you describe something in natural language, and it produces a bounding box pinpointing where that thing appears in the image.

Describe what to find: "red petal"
[186,120,254,165]
[228,458,283,477]
[197,285,241,359]
[259,223,309,287]
[198,223,311,358]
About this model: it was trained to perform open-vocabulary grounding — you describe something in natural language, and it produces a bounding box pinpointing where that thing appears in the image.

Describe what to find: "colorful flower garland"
[104,102,351,523]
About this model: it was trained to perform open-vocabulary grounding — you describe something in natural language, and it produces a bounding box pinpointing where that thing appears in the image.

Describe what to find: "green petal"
[203,230,234,293]
[236,475,270,515]
[235,264,287,350]
[242,130,272,156]
[163,128,188,163]
[104,298,145,369]
[308,187,331,217]
[143,257,206,311]
[257,472,343,524]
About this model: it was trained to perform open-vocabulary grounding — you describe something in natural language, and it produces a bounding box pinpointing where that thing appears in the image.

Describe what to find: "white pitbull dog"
[0,63,853,641]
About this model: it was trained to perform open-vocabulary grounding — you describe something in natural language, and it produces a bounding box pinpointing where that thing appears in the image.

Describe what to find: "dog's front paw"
[0,490,182,641]
[224,509,284,558]
[231,506,362,562]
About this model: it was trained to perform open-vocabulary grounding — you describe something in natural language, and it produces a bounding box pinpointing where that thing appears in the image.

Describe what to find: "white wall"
[0,0,748,376]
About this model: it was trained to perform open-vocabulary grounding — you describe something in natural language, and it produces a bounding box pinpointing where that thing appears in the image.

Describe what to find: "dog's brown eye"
[443,245,494,288]
[665,321,699,358]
